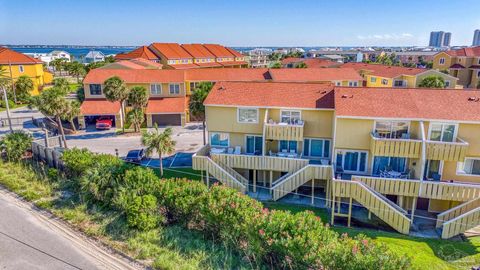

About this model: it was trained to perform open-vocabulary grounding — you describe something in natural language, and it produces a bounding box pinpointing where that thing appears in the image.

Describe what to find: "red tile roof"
[114,46,159,61]
[0,47,43,64]
[341,62,427,78]
[445,46,480,57]
[80,100,121,115]
[149,43,192,59]
[168,63,199,69]
[269,68,362,82]
[129,58,163,69]
[203,44,235,58]
[195,62,223,67]
[180,44,215,59]
[204,81,335,109]
[84,69,185,84]
[186,68,269,81]
[225,47,243,58]
[335,87,480,122]
[281,57,340,68]
[146,97,186,114]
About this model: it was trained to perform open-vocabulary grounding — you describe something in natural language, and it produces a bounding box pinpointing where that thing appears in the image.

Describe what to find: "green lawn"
[0,103,26,112]
[264,202,480,270]
[69,83,81,93]
[156,167,203,181]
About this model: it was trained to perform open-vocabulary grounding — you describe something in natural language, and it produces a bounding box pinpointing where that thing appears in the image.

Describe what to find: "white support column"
[253,169,257,193]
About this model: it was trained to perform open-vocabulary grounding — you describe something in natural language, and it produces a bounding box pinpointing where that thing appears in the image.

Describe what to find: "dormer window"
[439,58,445,64]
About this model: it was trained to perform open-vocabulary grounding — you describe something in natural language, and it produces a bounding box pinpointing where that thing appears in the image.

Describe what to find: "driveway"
[0,188,138,270]
[66,123,204,161]
[0,107,44,138]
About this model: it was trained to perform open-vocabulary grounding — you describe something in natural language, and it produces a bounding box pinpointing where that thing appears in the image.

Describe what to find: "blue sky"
[1,0,479,46]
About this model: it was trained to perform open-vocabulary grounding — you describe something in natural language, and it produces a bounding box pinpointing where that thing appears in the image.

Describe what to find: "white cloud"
[357,33,414,40]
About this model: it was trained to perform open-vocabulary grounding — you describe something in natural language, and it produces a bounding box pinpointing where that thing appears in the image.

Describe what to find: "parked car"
[124,149,146,163]
[95,117,113,130]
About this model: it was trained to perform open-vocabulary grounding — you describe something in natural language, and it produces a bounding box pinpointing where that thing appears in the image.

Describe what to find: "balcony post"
[253,169,257,193]
[347,197,353,227]
[311,179,315,205]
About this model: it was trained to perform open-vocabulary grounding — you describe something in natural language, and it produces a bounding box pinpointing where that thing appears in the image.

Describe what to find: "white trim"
[168,83,181,95]
[336,115,480,125]
[280,109,302,123]
[209,132,229,147]
[335,149,369,174]
[415,69,458,80]
[237,107,259,124]
[18,65,24,73]
[303,137,332,158]
[439,57,445,65]
[244,134,263,154]
[427,122,459,142]
[150,83,162,95]
[373,120,411,138]
[277,139,299,153]
[456,157,480,177]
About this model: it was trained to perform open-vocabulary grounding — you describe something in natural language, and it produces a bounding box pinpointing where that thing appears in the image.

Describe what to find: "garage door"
[152,114,181,126]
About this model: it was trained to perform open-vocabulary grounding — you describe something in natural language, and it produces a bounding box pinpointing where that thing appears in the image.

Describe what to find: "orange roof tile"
[203,44,235,58]
[335,87,480,122]
[80,100,121,115]
[204,81,335,109]
[445,46,480,57]
[341,62,427,78]
[225,47,243,58]
[114,46,159,61]
[186,68,269,81]
[281,57,341,68]
[149,43,192,59]
[0,47,43,64]
[195,62,223,67]
[269,68,362,82]
[168,63,199,69]
[84,69,185,84]
[181,44,215,58]
[146,97,186,114]
[129,58,163,69]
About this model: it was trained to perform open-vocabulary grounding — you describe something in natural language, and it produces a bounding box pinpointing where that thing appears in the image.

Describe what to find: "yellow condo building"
[342,62,458,88]
[432,46,480,88]
[0,47,53,95]
[193,81,480,239]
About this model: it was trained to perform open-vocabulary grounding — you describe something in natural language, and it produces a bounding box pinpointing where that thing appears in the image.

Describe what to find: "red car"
[95,117,113,130]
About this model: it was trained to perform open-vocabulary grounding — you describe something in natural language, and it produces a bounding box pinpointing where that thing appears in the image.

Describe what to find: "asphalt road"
[0,189,139,270]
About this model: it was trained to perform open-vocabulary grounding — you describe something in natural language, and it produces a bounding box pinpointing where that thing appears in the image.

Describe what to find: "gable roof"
[0,47,43,64]
[180,44,216,58]
[186,68,270,81]
[341,62,427,78]
[281,57,340,68]
[85,51,105,58]
[204,81,335,109]
[114,46,159,61]
[269,68,362,82]
[80,100,121,115]
[445,46,480,57]
[149,43,192,59]
[83,69,185,84]
[146,97,186,114]
[225,47,243,58]
[203,44,236,58]
[335,87,480,122]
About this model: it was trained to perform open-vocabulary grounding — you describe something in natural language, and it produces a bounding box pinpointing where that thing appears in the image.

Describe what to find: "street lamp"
[1,85,13,133]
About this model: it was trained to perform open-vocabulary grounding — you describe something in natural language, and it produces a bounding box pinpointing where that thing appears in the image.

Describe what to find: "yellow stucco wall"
[335,118,373,150]
[365,75,392,87]
[83,82,185,99]
[205,106,265,134]
[432,52,453,71]
[0,63,50,95]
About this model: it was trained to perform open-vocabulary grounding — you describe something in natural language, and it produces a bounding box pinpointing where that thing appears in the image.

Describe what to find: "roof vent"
[468,97,479,102]
[341,94,353,98]
[219,86,225,90]
[321,90,327,94]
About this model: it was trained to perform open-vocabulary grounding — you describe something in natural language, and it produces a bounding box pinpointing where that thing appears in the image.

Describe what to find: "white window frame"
[303,138,331,158]
[427,122,458,142]
[280,110,301,124]
[381,79,389,85]
[18,65,24,73]
[425,160,444,179]
[150,84,162,95]
[335,149,369,174]
[373,120,410,138]
[348,81,358,87]
[444,80,451,88]
[334,81,341,86]
[370,77,377,83]
[244,134,263,155]
[209,132,229,147]
[89,84,102,96]
[439,58,445,65]
[393,79,407,87]
[169,83,181,94]
[457,157,480,177]
[237,107,259,124]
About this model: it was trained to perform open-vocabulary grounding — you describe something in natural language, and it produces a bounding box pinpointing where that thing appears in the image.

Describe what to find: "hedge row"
[61,148,411,269]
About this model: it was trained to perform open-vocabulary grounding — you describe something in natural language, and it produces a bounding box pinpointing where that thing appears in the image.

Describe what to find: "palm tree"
[189,82,213,145]
[103,76,129,132]
[30,86,69,148]
[0,67,13,132]
[14,76,33,102]
[67,61,86,83]
[61,100,80,132]
[128,108,144,132]
[141,125,176,176]
[52,77,70,93]
[128,86,148,109]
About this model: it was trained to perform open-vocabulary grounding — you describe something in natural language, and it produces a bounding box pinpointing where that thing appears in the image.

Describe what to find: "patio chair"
[268,119,274,124]
[432,173,441,181]
[320,159,329,165]
[401,169,411,179]
[269,150,275,156]
[282,149,288,153]
[289,149,296,154]
[401,133,410,139]
[297,120,304,125]
[234,146,241,155]
[227,147,234,154]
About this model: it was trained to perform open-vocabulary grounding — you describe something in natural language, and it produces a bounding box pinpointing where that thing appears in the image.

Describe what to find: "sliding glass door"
[372,156,407,175]
[336,150,368,173]
[246,135,263,155]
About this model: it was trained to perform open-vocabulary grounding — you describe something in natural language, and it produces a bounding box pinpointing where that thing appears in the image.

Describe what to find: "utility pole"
[1,86,13,133]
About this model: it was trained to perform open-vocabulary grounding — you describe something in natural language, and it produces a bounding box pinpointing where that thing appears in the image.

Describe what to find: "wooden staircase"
[437,197,480,239]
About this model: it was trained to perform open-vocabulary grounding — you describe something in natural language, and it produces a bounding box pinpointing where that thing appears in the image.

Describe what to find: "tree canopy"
[141,125,176,176]
[419,75,445,88]
[14,75,33,102]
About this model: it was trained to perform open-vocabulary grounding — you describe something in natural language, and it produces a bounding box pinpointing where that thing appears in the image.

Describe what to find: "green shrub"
[114,166,159,210]
[0,99,15,108]
[127,194,158,231]
[155,178,208,224]
[62,148,97,178]
[0,131,32,161]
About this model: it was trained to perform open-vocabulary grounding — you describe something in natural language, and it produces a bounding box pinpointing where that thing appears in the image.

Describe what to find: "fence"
[31,136,64,169]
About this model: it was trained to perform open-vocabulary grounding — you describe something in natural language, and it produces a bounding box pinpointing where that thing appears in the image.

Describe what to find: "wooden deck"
[425,138,468,161]
[370,133,422,158]
[211,153,309,173]
[265,122,304,141]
